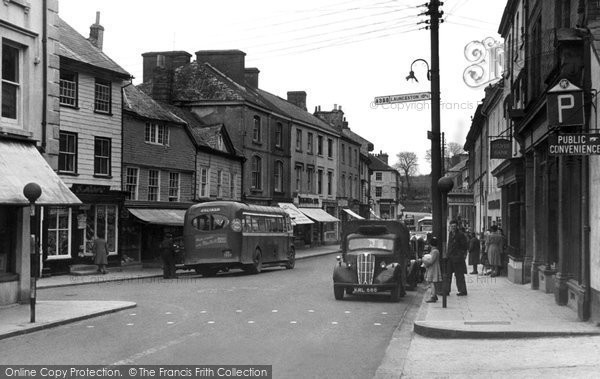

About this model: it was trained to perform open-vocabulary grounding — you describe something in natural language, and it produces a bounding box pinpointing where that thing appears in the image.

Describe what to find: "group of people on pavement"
[421,219,506,303]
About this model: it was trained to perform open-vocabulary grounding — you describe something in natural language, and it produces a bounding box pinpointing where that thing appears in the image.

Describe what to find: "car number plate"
[353,287,377,293]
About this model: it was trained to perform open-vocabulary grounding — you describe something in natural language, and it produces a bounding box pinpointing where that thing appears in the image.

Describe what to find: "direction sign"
[374,92,431,105]
[547,79,584,127]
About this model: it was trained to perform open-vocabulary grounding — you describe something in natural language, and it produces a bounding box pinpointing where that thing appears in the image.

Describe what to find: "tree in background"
[394,152,419,195]
[425,141,465,168]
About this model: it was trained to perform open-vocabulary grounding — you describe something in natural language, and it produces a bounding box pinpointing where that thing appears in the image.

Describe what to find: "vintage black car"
[332,220,410,301]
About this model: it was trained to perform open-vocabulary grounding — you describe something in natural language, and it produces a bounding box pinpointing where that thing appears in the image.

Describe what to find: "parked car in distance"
[333,220,410,302]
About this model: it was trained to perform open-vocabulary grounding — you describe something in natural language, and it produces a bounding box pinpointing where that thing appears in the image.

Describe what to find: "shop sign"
[548,133,600,155]
[490,138,512,159]
[71,184,111,194]
[488,199,501,210]
[297,195,321,208]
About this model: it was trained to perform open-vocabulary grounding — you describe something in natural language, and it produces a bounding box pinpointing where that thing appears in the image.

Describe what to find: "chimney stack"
[142,51,192,84]
[245,68,260,88]
[196,50,246,85]
[89,11,104,50]
[287,91,307,111]
[378,151,389,164]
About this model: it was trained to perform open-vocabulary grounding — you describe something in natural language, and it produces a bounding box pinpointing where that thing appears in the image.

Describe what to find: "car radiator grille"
[357,253,375,285]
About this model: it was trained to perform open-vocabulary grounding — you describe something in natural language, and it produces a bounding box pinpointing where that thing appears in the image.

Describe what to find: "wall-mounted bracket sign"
[490,138,512,159]
[546,79,584,127]
[548,133,600,155]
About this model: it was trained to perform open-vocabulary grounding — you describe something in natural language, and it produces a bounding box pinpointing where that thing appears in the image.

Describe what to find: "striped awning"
[278,203,314,225]
[0,140,81,205]
[128,208,187,226]
[299,207,340,223]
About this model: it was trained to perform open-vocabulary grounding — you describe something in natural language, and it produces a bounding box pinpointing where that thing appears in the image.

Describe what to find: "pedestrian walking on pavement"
[486,225,505,277]
[468,232,480,275]
[92,233,109,274]
[160,233,177,279]
[444,219,468,296]
[423,237,442,303]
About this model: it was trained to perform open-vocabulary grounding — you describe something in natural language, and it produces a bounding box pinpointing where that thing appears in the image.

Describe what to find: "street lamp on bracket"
[406,59,432,83]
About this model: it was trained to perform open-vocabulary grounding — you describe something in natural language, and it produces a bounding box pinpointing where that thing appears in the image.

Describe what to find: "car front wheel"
[333,286,345,300]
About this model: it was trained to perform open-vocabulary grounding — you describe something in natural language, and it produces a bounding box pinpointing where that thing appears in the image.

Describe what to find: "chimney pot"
[88,11,104,50]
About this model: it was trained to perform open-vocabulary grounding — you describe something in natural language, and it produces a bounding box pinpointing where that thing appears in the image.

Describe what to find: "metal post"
[428,0,443,246]
[23,182,42,323]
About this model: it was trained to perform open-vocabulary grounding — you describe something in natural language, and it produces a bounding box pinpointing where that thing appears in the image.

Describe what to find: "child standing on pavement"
[422,237,442,303]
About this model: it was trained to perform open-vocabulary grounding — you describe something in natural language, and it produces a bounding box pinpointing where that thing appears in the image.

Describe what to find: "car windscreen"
[348,238,394,251]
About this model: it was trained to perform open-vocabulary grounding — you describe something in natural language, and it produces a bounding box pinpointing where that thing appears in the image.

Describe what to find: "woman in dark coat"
[92,234,109,274]
[468,232,480,274]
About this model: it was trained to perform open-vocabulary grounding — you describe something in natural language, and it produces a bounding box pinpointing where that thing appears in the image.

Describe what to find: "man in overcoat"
[445,219,469,296]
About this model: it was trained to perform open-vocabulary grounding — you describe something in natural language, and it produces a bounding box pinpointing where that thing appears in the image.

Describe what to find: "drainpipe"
[41,0,48,152]
[582,29,592,320]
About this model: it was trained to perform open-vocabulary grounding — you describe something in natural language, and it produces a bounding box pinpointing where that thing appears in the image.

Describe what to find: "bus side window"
[275,217,283,232]
[251,216,259,232]
[243,215,251,232]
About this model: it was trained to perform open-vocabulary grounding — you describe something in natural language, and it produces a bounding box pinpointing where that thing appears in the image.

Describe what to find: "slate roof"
[253,89,338,135]
[123,85,184,124]
[57,17,130,78]
[159,102,242,157]
[341,128,373,154]
[171,62,338,134]
[369,154,397,171]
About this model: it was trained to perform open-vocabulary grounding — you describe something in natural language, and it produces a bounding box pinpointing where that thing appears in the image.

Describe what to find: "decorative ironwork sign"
[548,133,600,155]
[490,138,512,159]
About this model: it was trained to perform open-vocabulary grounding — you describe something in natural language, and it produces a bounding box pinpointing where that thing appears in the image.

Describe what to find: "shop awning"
[0,140,81,205]
[128,208,187,226]
[343,208,364,220]
[299,207,340,223]
[278,203,314,225]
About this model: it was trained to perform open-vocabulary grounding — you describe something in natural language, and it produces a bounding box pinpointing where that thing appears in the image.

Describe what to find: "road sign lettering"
[557,94,574,123]
[374,92,431,105]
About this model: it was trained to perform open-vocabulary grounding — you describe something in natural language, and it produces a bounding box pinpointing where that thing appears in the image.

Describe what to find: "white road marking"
[331,322,338,325]
[290,321,297,324]
[381,312,388,315]
[207,321,215,324]
[272,310,278,313]
[165,312,172,315]
[248,321,255,324]
[345,311,351,314]
[86,325,94,328]
[308,310,315,313]
[111,331,202,365]
[374,323,382,326]
[200,311,207,314]
[236,310,243,313]
[129,313,136,316]
[167,322,174,325]
[126,323,134,326]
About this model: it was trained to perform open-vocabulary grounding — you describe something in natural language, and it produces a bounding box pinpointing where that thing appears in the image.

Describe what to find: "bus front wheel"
[248,248,262,274]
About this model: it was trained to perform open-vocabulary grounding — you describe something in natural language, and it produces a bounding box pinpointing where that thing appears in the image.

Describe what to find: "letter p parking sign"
[547,79,584,127]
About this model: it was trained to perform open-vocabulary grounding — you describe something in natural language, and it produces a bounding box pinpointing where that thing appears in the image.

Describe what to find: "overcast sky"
[58,0,507,174]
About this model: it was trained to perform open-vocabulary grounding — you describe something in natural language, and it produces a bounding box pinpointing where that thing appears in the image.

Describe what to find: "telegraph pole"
[427,0,444,244]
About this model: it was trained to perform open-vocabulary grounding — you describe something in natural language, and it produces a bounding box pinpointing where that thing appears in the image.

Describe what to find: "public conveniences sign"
[374,92,431,105]
[548,133,600,155]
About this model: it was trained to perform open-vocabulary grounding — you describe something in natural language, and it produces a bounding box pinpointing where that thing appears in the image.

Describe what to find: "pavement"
[413,270,600,339]
[0,244,341,341]
[2,247,599,343]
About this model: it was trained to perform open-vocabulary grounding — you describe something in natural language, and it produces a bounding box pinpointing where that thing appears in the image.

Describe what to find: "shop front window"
[85,204,118,255]
[47,207,71,259]
[0,207,17,275]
